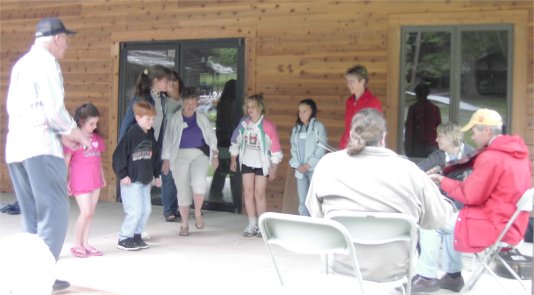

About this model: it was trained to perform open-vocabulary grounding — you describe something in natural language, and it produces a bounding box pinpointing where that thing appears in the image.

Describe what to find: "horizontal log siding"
[1,1,532,214]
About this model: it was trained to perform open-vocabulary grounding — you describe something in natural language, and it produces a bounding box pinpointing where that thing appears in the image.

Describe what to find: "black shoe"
[411,274,439,293]
[133,234,149,249]
[117,238,141,251]
[438,274,464,292]
[53,279,71,291]
[165,214,176,222]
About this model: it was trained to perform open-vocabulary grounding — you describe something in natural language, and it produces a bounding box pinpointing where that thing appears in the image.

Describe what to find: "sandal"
[85,246,103,256]
[70,246,88,258]
[195,215,205,229]
[179,226,189,236]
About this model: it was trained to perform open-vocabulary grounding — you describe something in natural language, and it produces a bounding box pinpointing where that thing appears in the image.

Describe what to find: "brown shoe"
[411,275,439,293]
[438,274,464,292]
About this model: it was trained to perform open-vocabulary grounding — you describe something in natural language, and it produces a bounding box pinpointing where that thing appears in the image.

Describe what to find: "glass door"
[118,39,245,213]
[180,39,245,213]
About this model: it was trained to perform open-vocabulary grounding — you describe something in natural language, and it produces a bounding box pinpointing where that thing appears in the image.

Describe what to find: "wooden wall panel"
[1,0,532,215]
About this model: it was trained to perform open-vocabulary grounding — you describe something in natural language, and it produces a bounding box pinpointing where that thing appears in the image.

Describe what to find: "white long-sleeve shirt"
[6,44,76,163]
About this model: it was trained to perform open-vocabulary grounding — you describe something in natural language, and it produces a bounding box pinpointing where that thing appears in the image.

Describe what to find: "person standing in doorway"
[209,79,243,209]
[5,17,91,291]
[119,66,183,223]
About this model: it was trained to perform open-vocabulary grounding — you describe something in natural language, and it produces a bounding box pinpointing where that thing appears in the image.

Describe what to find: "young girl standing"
[289,99,328,216]
[229,94,283,237]
[65,103,106,257]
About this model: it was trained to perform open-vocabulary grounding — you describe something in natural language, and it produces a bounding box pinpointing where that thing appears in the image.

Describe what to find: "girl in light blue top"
[289,99,328,216]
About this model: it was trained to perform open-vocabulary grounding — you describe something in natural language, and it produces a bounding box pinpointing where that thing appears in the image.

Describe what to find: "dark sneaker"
[165,214,176,222]
[133,234,149,249]
[438,274,464,292]
[117,238,141,251]
[411,274,439,293]
[53,279,71,291]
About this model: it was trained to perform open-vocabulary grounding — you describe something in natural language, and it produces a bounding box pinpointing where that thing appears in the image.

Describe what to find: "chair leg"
[462,252,528,295]
[494,255,529,293]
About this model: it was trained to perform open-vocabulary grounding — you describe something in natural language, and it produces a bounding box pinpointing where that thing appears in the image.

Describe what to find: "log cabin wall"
[1,1,533,213]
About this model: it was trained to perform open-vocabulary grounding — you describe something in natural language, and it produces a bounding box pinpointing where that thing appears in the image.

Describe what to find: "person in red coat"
[339,65,382,149]
[404,83,441,157]
[411,108,532,293]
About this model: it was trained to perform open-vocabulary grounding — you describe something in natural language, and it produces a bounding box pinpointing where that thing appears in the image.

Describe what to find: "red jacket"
[340,89,382,149]
[441,135,532,253]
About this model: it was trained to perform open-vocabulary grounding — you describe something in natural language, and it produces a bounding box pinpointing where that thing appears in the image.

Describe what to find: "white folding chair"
[462,187,534,294]
[258,212,365,294]
[327,211,419,295]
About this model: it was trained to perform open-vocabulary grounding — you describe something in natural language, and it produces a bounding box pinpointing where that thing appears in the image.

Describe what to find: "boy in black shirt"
[113,101,161,250]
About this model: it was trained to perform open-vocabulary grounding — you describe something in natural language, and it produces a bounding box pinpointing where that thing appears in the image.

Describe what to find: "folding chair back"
[463,187,534,294]
[327,211,419,295]
[258,212,365,294]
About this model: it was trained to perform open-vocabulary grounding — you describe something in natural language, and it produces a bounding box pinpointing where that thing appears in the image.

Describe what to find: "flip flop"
[70,246,88,258]
[195,215,205,229]
[179,226,189,236]
[85,246,103,256]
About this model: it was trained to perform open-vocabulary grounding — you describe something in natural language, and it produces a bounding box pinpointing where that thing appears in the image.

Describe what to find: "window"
[399,25,512,158]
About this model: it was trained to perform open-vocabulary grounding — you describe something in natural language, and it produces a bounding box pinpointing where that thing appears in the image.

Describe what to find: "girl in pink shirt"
[64,103,106,258]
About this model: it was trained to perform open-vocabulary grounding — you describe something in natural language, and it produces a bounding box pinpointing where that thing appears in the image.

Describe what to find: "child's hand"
[211,157,219,170]
[230,157,237,172]
[268,164,278,182]
[162,160,170,175]
[120,176,131,185]
[154,177,162,188]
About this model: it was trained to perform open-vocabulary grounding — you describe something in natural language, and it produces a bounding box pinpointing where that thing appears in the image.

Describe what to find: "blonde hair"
[347,108,386,155]
[244,93,265,115]
[436,122,463,147]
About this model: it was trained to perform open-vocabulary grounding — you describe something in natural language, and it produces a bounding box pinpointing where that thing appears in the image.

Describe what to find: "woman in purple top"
[162,88,219,236]
[64,103,106,257]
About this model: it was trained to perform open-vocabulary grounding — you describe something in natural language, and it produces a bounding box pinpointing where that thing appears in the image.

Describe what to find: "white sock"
[249,217,257,227]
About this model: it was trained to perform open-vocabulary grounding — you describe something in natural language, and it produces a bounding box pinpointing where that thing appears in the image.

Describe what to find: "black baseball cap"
[35,17,76,38]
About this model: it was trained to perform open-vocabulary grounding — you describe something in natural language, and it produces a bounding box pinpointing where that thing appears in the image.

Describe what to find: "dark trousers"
[160,170,178,217]
[209,157,242,207]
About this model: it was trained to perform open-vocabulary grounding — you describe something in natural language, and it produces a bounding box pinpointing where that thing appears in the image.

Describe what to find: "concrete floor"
[0,193,531,295]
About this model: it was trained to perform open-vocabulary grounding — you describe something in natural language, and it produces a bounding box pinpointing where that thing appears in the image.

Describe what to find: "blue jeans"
[416,211,463,278]
[161,171,178,217]
[8,156,69,261]
[296,170,314,216]
[119,182,152,240]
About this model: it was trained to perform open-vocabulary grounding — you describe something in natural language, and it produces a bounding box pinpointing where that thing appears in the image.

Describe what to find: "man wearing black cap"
[5,17,90,292]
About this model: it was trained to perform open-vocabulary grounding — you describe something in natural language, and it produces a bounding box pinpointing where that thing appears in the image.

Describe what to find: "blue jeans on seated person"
[119,182,152,240]
[416,211,463,278]
[160,171,178,217]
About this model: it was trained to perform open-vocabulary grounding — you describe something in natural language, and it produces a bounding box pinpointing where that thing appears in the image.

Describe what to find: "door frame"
[108,26,257,202]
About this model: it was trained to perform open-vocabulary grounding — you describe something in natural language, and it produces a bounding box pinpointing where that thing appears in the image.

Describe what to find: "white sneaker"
[243,224,257,237]
[141,231,151,240]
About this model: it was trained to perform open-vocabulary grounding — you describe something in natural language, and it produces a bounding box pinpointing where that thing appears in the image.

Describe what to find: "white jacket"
[161,110,218,166]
